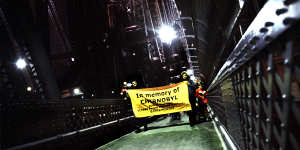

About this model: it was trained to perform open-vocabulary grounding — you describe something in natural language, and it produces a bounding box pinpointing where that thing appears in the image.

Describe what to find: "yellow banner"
[127,81,191,118]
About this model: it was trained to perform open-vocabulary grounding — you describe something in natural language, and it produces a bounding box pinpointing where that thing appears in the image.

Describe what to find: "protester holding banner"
[124,81,151,131]
[181,71,198,126]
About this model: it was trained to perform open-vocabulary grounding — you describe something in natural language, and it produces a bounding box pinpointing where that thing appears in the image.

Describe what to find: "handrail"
[208,0,300,91]
[5,116,135,150]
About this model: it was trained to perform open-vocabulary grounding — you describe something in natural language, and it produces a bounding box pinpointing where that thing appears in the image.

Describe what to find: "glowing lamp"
[73,88,82,95]
[158,25,177,44]
[16,58,27,69]
[27,86,32,92]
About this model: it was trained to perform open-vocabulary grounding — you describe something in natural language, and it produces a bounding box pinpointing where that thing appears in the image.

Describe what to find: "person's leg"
[190,97,198,125]
[199,103,207,122]
[171,113,176,121]
[188,111,195,126]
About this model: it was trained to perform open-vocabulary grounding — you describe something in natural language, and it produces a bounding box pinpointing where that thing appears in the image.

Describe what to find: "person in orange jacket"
[195,85,207,102]
[195,84,208,122]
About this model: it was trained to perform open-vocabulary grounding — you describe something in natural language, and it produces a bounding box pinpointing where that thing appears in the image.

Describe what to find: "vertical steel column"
[144,0,161,61]
[25,30,61,99]
[192,0,211,75]
[48,0,72,52]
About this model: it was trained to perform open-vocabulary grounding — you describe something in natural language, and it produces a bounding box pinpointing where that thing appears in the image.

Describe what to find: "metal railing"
[207,1,300,150]
[0,99,148,150]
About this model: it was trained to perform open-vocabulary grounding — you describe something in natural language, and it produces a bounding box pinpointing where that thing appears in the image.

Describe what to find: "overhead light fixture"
[27,86,32,92]
[158,25,177,44]
[71,57,75,62]
[16,58,27,69]
[152,57,159,61]
[127,7,131,12]
[73,88,83,95]
[172,53,179,57]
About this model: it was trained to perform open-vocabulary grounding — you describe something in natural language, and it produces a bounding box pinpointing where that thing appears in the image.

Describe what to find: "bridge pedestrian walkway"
[96,113,226,150]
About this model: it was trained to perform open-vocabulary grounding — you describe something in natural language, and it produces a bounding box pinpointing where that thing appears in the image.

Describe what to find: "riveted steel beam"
[209,0,300,91]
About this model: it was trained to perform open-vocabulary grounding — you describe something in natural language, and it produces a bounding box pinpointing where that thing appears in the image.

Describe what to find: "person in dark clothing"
[129,81,149,131]
[181,71,197,126]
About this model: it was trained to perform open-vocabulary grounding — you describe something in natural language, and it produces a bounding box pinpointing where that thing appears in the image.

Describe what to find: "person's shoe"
[170,117,175,121]
[135,128,141,133]
[144,126,148,131]
[189,122,195,127]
